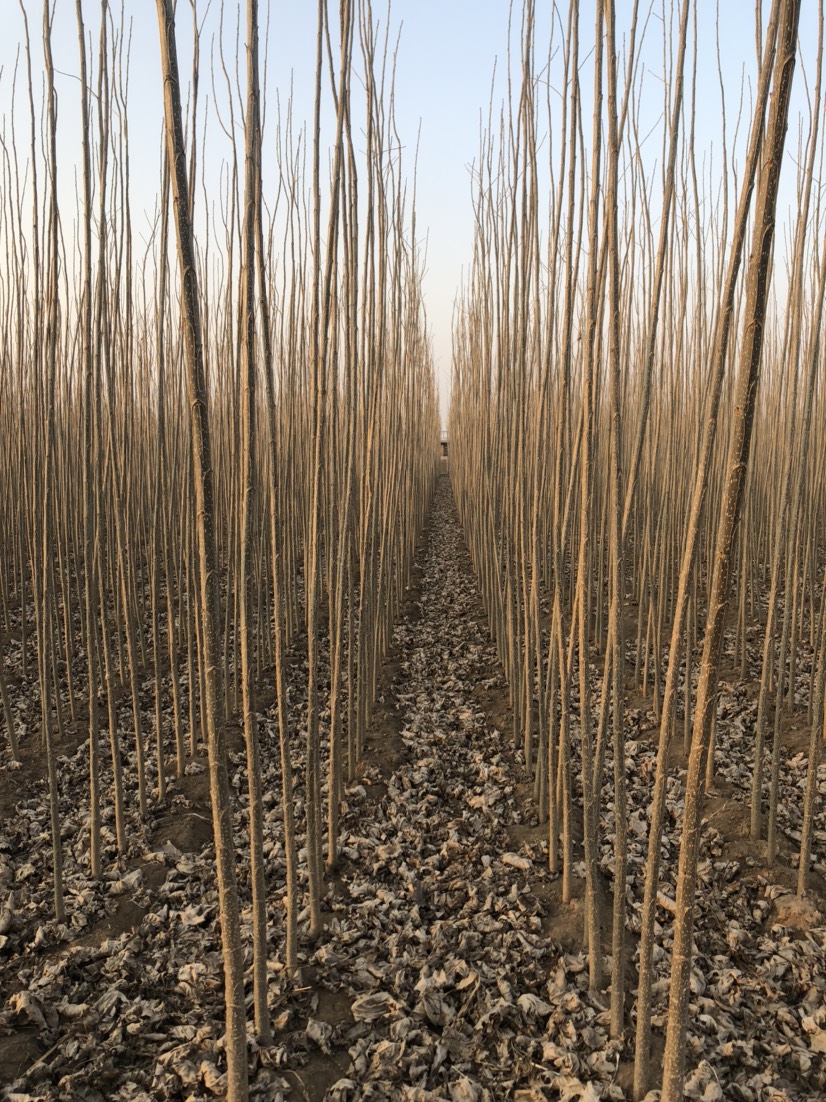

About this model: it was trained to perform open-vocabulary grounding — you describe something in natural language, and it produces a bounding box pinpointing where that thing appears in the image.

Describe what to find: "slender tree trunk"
[155,2,249,1096]
[239,0,271,1045]
[633,7,784,1092]
[660,5,801,1096]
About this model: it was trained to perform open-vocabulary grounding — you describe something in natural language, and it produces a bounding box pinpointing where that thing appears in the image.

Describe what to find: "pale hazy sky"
[0,3,821,419]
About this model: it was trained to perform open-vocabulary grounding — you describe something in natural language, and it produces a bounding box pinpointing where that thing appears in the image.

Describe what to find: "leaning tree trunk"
[155,2,249,1097]
[632,5,783,1092]
[660,4,801,1098]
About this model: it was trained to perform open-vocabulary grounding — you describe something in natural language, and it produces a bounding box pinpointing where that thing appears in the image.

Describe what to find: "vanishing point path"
[297,474,610,1102]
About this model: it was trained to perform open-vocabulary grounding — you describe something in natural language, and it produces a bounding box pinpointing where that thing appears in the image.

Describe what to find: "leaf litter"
[0,476,824,1100]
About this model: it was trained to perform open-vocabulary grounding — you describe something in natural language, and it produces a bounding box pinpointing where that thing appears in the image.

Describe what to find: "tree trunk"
[660,4,801,1096]
[155,2,249,1096]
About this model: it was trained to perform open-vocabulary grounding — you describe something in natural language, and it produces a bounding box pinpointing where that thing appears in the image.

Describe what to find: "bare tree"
[660,3,801,1096]
[155,1,249,1095]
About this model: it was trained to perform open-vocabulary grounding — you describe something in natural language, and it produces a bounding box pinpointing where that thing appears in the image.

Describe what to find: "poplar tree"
[155,1,249,1095]
[660,3,801,1096]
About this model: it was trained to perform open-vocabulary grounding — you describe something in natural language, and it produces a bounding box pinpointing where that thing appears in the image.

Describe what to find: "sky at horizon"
[0,2,821,425]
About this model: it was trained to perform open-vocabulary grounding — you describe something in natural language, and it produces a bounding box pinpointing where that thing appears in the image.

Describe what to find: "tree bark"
[660,4,801,1097]
[155,2,249,1096]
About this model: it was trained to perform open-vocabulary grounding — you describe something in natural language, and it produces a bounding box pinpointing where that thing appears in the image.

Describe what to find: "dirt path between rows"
[288,473,616,1101]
